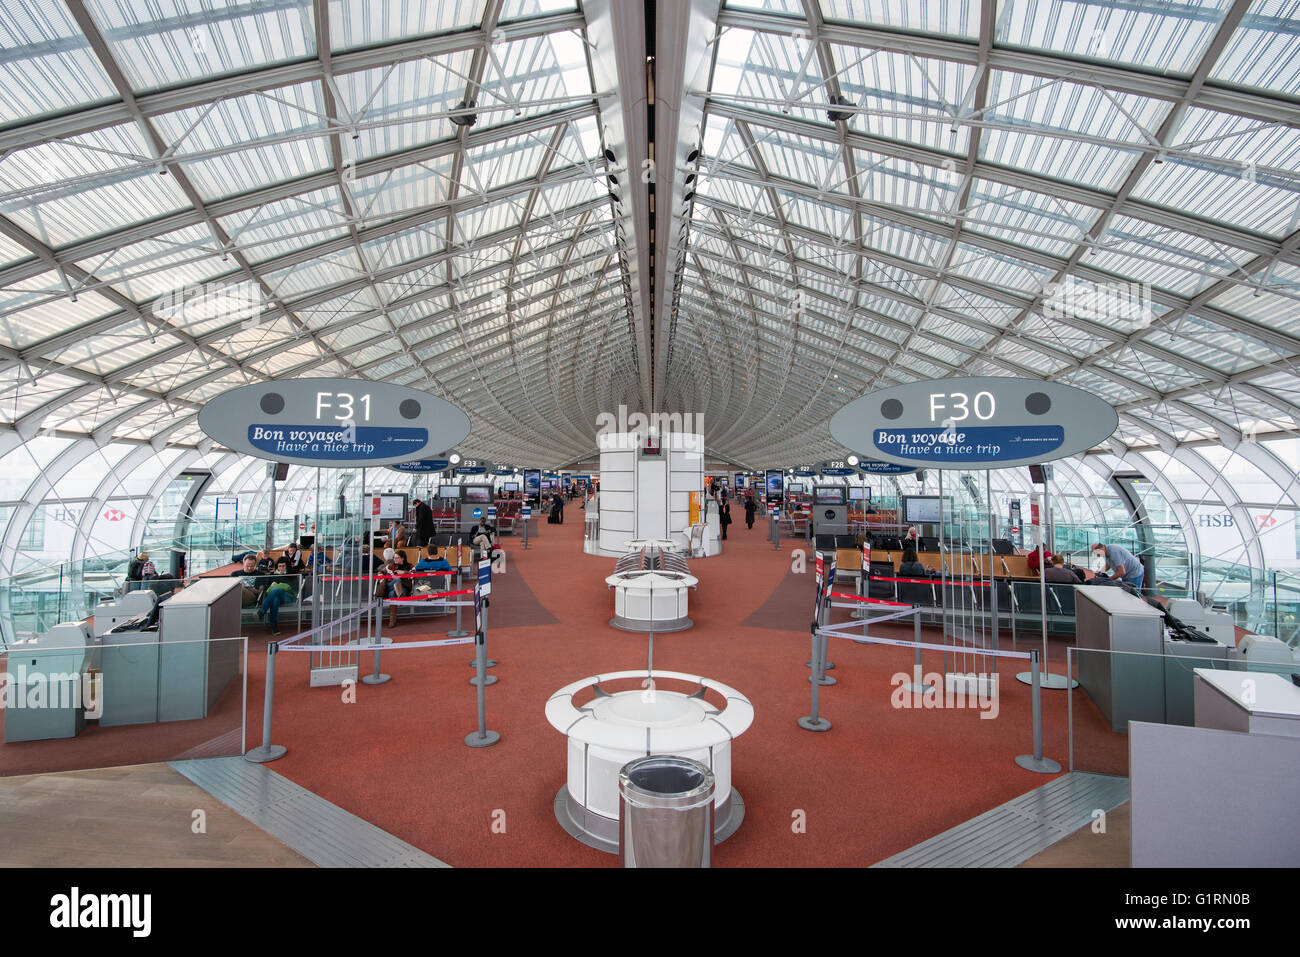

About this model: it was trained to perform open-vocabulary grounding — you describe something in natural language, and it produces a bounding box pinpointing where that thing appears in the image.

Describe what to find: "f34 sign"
[829,377,1118,469]
[198,378,471,468]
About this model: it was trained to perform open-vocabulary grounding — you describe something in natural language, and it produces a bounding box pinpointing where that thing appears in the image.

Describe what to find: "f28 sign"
[829,377,1118,469]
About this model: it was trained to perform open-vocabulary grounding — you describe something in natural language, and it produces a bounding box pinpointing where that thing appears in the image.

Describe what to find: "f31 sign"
[198,378,471,468]
[829,377,1118,469]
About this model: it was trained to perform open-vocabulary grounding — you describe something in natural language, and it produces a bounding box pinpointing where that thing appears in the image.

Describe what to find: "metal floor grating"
[873,772,1130,868]
[170,756,449,868]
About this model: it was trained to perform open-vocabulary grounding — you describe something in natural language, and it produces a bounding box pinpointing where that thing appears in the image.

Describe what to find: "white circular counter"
[603,570,697,632]
[546,670,754,852]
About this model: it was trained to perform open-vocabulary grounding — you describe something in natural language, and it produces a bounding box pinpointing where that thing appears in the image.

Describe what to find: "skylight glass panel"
[220,188,352,264]
[831,47,976,152]
[980,72,1168,191]
[855,150,961,219]
[154,82,331,202]
[0,372,83,424]
[265,247,363,299]
[821,0,978,37]
[0,123,190,246]
[348,155,456,220]
[994,0,1231,73]
[947,241,1054,292]
[1132,107,1300,237]
[962,178,1099,258]
[0,1,116,124]
[499,0,580,21]
[85,0,316,92]
[1084,214,1251,296]
[712,28,831,126]
[1209,262,1300,332]
[0,285,118,350]
[49,324,184,377]
[76,223,230,304]
[336,55,468,162]
[1209,0,1300,95]
[328,0,485,51]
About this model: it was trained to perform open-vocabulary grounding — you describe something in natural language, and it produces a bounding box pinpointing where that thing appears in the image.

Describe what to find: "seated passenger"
[897,547,927,578]
[414,545,452,573]
[374,548,409,626]
[230,554,265,607]
[1045,555,1084,584]
[279,542,306,575]
[257,559,298,636]
[255,550,274,573]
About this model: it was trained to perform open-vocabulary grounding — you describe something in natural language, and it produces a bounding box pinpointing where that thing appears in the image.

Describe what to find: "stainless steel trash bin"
[618,755,714,868]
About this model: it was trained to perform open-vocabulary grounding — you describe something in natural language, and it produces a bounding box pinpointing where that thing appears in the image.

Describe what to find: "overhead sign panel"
[392,459,451,473]
[198,379,470,468]
[829,377,1117,469]
[855,458,918,475]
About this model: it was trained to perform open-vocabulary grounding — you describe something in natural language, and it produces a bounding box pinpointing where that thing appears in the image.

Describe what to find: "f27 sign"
[829,377,1118,469]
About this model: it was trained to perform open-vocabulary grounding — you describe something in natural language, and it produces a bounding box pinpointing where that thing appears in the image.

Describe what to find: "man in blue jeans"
[1092,542,1145,591]
[257,559,298,636]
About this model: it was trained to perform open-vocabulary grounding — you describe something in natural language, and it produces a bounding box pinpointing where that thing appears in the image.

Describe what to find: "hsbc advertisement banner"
[1191,506,1296,565]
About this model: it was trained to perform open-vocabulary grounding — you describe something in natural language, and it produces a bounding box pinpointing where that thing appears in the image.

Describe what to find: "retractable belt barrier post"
[799,591,1061,773]
[466,577,500,748]
[363,605,390,685]
[521,505,531,549]
[469,557,497,687]
[447,538,470,638]
[245,640,287,763]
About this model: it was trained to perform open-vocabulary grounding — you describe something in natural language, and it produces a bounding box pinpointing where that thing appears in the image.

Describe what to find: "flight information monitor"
[848,486,869,501]
[903,495,943,524]
[814,486,846,505]
[462,486,491,504]
[503,482,519,493]
[438,484,460,499]
[787,482,806,494]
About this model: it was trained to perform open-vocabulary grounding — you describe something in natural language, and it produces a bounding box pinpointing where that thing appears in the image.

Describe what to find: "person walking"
[744,496,757,530]
[719,500,732,540]
[411,497,435,547]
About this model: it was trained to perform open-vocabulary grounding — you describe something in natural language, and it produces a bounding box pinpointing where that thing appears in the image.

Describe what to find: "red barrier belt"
[828,591,910,607]
[386,588,474,601]
[866,575,990,586]
[320,570,456,582]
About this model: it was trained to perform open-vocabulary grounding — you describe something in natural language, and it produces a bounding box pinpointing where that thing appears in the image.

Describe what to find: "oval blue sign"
[830,377,1117,469]
[392,459,451,473]
[197,378,470,468]
[856,459,918,475]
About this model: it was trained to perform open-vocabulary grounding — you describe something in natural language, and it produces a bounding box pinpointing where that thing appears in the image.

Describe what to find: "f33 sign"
[829,377,1118,469]
[198,378,471,468]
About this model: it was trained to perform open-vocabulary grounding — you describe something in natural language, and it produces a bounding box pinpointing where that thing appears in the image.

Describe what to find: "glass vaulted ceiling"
[0,0,641,466]
[662,0,1300,468]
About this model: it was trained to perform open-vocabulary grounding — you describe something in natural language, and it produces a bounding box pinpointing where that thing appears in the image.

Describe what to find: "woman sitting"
[897,547,928,579]
[374,548,409,627]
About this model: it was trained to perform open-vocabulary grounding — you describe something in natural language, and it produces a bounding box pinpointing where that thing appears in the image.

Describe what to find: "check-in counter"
[1075,586,1166,732]
[4,622,95,742]
[157,578,242,721]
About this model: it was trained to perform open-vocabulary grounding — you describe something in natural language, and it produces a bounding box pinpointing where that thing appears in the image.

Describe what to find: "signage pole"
[986,469,998,657]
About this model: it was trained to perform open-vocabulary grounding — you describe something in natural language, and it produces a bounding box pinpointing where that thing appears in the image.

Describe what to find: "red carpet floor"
[1,512,1129,865]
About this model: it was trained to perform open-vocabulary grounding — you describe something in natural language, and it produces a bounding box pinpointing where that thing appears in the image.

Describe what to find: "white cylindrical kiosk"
[546,670,753,853]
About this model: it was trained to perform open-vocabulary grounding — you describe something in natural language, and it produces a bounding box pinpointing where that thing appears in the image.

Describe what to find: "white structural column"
[597,431,704,554]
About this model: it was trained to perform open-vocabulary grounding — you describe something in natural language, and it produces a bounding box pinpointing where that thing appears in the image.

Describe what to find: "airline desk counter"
[1194,669,1300,738]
